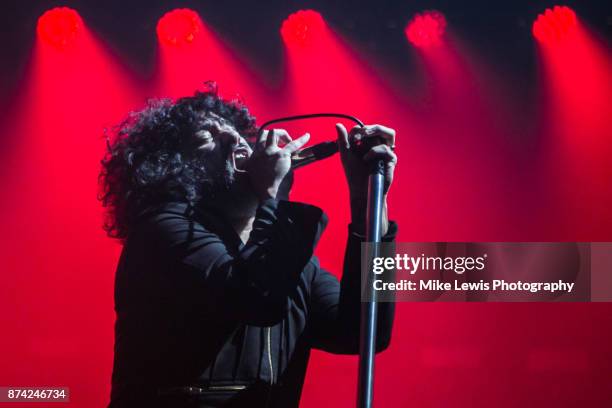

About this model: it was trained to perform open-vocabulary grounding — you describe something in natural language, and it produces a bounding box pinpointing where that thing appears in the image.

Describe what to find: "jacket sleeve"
[308,221,398,354]
[139,199,327,324]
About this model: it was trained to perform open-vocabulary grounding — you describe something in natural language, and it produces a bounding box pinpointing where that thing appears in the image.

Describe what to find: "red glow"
[281,7,415,302]
[36,7,82,49]
[533,6,578,44]
[405,10,446,48]
[155,9,267,121]
[281,10,326,46]
[1,4,611,408]
[2,15,141,407]
[535,18,612,230]
[157,8,201,46]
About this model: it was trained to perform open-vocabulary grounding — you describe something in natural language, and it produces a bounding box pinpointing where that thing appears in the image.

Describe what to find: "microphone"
[291,141,339,169]
[258,113,365,170]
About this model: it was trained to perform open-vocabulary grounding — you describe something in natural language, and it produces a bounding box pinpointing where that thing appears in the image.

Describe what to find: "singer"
[100,85,398,407]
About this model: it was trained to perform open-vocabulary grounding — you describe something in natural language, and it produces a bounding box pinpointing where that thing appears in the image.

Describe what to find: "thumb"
[336,123,350,152]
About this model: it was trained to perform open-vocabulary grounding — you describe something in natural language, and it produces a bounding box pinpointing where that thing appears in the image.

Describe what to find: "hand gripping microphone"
[257,113,365,170]
[259,113,393,407]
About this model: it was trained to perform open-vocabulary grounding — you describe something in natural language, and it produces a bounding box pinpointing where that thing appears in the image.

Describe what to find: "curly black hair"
[99,84,258,240]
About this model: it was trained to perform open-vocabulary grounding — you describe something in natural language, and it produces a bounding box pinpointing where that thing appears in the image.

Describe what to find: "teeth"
[232,151,247,173]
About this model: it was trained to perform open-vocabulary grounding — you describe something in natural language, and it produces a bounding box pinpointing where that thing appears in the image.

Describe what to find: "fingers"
[265,129,279,148]
[258,129,293,150]
[363,144,397,165]
[283,133,310,153]
[352,124,396,147]
[258,123,395,158]
[271,129,292,146]
[348,125,363,145]
[257,130,268,150]
[335,123,350,152]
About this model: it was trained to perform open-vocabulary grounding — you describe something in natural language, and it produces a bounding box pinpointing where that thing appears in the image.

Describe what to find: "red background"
[0,4,611,407]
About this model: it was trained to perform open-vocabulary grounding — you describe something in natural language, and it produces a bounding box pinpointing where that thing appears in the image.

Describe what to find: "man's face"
[193,111,253,173]
[190,110,292,206]
[188,111,260,212]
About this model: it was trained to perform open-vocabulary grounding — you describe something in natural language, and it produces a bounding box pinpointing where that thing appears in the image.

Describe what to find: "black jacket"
[109,199,397,407]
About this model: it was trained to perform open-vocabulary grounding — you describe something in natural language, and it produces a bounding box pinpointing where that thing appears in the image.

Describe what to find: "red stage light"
[281,10,325,46]
[157,8,201,46]
[37,7,82,48]
[532,6,578,44]
[405,10,447,48]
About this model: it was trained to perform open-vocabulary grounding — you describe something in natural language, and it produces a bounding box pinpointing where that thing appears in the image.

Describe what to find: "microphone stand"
[357,158,385,408]
[258,113,386,407]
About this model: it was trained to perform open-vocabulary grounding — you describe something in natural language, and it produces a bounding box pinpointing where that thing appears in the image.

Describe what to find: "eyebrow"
[199,113,232,129]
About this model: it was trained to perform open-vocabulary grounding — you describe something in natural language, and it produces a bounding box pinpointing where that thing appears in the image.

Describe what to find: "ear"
[276,170,294,201]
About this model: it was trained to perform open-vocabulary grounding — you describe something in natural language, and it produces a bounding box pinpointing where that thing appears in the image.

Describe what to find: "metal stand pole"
[357,159,385,408]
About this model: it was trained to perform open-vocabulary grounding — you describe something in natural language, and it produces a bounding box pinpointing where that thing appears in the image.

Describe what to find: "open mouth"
[230,145,251,172]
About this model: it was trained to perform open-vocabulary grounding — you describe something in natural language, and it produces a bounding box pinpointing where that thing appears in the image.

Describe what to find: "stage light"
[405,10,446,48]
[532,6,577,44]
[157,8,201,46]
[37,7,82,48]
[281,10,325,46]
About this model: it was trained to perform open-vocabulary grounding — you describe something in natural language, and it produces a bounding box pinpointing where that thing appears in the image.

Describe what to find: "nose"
[218,125,251,154]
[207,122,237,145]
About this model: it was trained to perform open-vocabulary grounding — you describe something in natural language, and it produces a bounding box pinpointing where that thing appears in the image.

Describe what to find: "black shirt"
[109,198,397,407]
